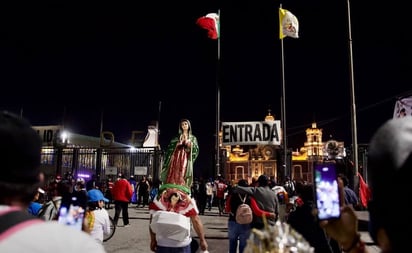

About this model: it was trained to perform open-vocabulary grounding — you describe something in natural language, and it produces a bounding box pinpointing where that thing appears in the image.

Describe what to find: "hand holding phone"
[314,162,341,220]
[58,201,85,231]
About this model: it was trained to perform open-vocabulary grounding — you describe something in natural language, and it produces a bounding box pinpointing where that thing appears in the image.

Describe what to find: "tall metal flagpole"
[100,109,104,135]
[346,0,359,190]
[62,106,66,129]
[216,9,221,177]
[279,4,288,181]
[157,101,162,139]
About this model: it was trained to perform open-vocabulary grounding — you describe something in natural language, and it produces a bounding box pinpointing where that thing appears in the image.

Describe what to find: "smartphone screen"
[314,162,341,220]
[58,203,84,231]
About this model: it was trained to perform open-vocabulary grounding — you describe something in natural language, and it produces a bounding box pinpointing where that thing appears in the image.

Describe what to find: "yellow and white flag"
[279,8,299,39]
[393,95,412,118]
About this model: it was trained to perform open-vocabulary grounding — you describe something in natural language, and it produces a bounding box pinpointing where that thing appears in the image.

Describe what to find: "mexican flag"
[196,13,219,40]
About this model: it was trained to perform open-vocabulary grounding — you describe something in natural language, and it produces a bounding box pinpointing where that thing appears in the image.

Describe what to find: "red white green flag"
[196,13,219,40]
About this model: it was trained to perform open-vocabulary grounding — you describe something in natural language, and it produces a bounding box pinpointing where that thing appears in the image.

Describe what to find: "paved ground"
[104,205,229,253]
[104,206,380,253]
[356,211,380,253]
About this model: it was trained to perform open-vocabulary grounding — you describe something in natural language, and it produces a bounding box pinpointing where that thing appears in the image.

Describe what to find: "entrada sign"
[222,121,281,146]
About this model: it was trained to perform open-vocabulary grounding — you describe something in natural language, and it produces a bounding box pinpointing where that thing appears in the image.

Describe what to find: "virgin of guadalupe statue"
[160,119,199,194]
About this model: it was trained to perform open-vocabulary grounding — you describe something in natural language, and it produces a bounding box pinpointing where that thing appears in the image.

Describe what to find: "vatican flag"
[393,95,412,118]
[279,8,299,39]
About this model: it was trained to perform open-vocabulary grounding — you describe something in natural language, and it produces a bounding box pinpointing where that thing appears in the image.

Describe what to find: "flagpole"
[216,9,221,177]
[100,108,104,135]
[279,3,288,181]
[62,106,66,130]
[157,100,162,139]
[346,0,359,191]
[195,11,221,177]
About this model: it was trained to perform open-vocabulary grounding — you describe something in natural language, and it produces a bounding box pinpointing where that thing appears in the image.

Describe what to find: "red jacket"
[112,178,133,202]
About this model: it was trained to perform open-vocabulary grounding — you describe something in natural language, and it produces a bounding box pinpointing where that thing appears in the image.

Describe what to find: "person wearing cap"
[0,111,106,253]
[85,189,111,243]
[320,117,412,253]
[27,188,45,216]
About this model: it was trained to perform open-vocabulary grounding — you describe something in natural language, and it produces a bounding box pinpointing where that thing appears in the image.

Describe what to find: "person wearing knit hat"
[0,110,106,253]
[321,116,412,253]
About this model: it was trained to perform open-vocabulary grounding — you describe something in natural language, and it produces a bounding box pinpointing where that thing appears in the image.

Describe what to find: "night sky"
[1,1,410,170]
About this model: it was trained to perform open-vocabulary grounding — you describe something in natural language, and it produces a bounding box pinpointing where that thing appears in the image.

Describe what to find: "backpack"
[235,194,253,224]
[37,200,58,221]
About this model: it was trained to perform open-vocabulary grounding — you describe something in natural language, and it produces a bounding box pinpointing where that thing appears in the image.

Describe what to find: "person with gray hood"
[0,111,106,253]
[320,116,412,253]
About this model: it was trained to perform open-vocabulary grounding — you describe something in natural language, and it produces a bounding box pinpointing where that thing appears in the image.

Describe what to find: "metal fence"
[40,146,162,182]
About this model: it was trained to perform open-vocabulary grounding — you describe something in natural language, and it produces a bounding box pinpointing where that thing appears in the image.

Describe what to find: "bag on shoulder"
[37,200,58,221]
[235,194,253,224]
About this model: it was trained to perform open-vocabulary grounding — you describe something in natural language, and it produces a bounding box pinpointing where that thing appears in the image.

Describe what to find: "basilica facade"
[221,112,345,185]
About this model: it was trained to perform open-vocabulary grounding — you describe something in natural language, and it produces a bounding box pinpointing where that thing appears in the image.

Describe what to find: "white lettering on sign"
[32,125,63,145]
[222,121,281,146]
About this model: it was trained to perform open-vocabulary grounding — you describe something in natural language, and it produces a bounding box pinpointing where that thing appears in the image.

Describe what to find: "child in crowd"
[85,189,111,243]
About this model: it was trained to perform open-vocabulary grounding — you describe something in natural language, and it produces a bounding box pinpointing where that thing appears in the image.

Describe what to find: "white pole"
[346,0,359,189]
[216,9,221,176]
[280,3,288,181]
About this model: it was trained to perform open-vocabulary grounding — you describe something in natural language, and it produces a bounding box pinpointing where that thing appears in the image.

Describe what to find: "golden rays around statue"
[244,215,314,253]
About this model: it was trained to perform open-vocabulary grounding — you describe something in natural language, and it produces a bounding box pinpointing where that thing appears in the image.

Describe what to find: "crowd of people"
[0,111,107,252]
[29,171,164,228]
[1,110,410,253]
[221,116,412,253]
[0,109,164,251]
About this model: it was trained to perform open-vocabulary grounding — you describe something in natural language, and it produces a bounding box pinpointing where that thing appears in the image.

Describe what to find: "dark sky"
[1,1,411,170]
